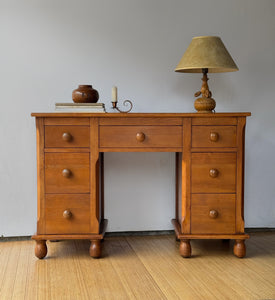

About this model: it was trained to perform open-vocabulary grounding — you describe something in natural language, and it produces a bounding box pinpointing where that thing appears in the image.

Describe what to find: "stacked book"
[55,103,106,113]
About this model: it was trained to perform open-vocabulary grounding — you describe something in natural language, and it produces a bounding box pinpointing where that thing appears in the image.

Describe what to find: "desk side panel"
[236,117,247,233]
[176,153,182,223]
[181,118,191,233]
[90,117,101,233]
[36,117,45,234]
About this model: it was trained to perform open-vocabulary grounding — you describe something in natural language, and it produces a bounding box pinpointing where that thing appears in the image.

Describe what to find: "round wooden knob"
[136,132,145,142]
[209,210,218,219]
[210,132,219,142]
[62,132,72,142]
[209,168,219,178]
[62,169,71,178]
[63,210,72,219]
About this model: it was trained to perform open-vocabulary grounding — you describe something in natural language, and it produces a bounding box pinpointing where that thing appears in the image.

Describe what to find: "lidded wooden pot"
[72,85,99,103]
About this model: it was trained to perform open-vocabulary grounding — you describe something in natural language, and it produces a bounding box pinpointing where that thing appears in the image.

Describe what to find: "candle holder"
[111,99,133,113]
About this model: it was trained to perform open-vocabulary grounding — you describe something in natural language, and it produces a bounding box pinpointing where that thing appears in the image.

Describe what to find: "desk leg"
[175,153,180,241]
[179,239,191,258]
[100,152,104,221]
[90,240,102,258]
[175,152,179,221]
[34,240,47,259]
[233,239,246,258]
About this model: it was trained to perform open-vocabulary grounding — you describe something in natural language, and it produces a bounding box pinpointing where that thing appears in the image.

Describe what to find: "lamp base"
[194,97,216,113]
[193,69,216,113]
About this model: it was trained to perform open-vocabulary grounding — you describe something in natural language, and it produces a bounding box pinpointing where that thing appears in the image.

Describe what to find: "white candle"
[112,86,117,102]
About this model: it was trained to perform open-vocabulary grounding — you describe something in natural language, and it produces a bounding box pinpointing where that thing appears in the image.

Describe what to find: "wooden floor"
[0,233,275,300]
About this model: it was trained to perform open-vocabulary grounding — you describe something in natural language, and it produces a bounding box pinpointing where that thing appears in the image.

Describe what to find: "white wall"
[0,0,274,236]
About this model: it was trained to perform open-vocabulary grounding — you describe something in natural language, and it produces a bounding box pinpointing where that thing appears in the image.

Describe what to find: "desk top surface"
[31,112,251,118]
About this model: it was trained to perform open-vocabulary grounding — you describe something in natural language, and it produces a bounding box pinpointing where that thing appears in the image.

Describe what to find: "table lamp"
[175,36,238,113]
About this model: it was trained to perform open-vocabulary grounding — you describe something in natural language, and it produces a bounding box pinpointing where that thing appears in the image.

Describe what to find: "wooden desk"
[31,112,250,259]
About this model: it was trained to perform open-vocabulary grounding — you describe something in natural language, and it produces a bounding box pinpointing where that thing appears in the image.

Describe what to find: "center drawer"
[99,126,182,148]
[45,153,90,194]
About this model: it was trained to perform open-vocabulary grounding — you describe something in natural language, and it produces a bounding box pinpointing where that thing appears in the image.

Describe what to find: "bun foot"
[179,239,191,258]
[89,240,102,258]
[35,240,47,259]
[234,239,246,258]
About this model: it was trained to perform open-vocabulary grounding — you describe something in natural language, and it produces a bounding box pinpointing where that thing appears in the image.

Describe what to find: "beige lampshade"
[175,36,238,73]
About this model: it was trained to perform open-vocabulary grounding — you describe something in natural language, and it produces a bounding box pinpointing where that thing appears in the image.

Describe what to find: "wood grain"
[172,219,249,239]
[99,125,182,148]
[100,147,182,152]
[44,117,90,125]
[90,117,100,233]
[191,147,237,152]
[45,194,90,234]
[127,234,274,299]
[32,113,250,259]
[32,219,108,241]
[236,117,246,233]
[181,118,191,233]
[191,194,236,234]
[45,125,90,148]
[44,148,90,153]
[45,153,90,194]
[32,112,251,117]
[191,152,236,193]
[36,117,45,234]
[192,125,237,148]
[99,117,182,125]
[2,233,274,299]
[192,117,237,125]
[34,240,47,259]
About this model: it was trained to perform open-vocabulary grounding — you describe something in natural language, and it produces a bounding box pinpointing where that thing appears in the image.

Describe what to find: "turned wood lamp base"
[194,97,216,113]
[194,68,216,113]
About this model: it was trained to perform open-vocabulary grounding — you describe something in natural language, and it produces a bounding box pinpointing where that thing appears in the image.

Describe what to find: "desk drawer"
[191,194,236,234]
[191,153,236,193]
[99,126,182,148]
[45,125,90,148]
[192,126,236,148]
[45,153,90,194]
[45,194,90,234]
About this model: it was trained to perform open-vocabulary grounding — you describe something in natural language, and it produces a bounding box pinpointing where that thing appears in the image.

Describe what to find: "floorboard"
[0,233,274,299]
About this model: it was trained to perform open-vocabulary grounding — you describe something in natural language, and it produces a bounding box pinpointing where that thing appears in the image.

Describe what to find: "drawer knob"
[62,169,71,178]
[209,210,218,219]
[63,210,72,219]
[209,168,219,178]
[210,132,219,142]
[62,132,72,142]
[136,132,145,142]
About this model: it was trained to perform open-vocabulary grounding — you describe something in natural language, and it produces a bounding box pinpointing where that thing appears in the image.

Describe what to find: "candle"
[112,86,117,102]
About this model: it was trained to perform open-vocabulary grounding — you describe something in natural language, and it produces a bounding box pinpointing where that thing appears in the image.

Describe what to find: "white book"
[55,102,106,112]
[55,107,106,112]
[55,102,105,107]
[56,102,104,106]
